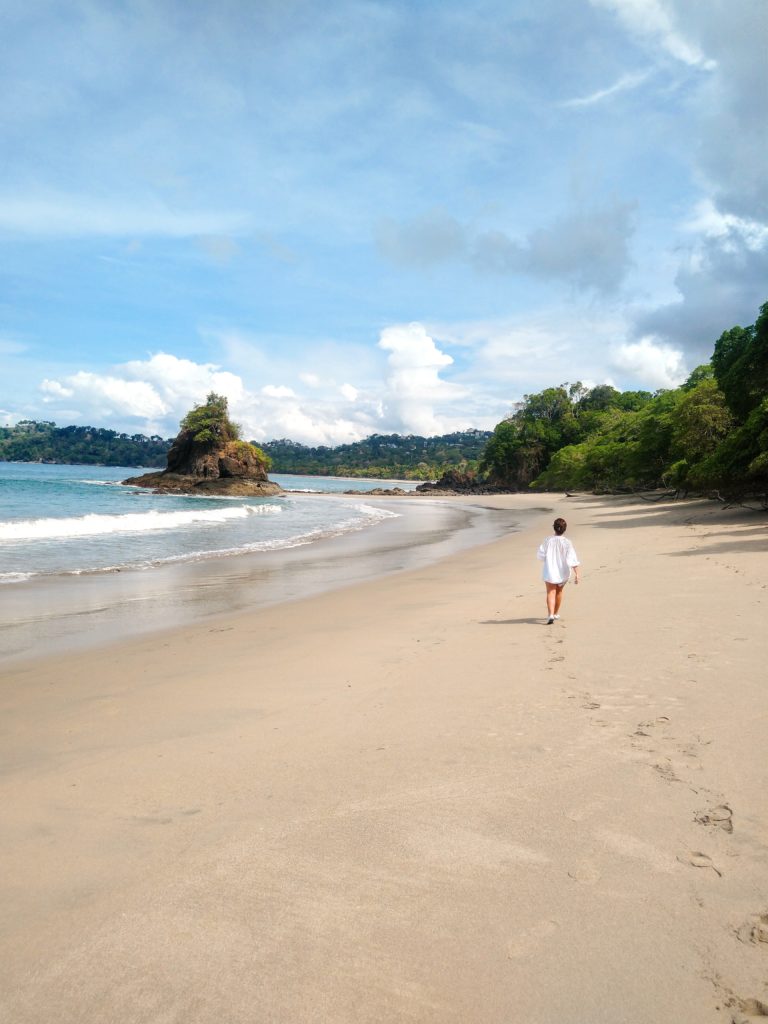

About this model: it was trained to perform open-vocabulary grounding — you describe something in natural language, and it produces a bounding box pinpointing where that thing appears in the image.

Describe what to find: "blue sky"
[2,0,767,443]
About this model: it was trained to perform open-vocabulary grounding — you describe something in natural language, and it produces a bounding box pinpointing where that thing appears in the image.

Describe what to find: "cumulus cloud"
[339,383,358,401]
[378,323,468,435]
[34,350,381,446]
[121,353,245,406]
[432,306,692,415]
[37,354,243,435]
[261,384,296,398]
[40,379,73,399]
[611,337,685,389]
[49,371,169,419]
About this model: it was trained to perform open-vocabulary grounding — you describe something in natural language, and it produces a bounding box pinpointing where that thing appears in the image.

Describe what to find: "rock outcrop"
[415,468,506,495]
[124,434,283,496]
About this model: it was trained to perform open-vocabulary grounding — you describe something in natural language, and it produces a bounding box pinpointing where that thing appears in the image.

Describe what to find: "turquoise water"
[0,464,416,582]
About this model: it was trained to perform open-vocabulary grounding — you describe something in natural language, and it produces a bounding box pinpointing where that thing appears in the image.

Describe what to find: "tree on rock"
[123,393,280,495]
[180,393,241,445]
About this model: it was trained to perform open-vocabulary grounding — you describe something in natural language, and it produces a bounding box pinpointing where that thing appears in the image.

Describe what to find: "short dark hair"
[553,517,567,535]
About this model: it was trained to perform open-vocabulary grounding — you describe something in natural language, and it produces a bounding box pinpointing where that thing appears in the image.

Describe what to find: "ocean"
[0,463,417,583]
[0,463,528,666]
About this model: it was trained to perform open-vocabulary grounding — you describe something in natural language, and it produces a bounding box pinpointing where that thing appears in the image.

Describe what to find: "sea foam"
[0,503,281,541]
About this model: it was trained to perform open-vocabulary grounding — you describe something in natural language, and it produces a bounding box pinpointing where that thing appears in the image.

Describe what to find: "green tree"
[712,303,768,421]
[181,393,241,445]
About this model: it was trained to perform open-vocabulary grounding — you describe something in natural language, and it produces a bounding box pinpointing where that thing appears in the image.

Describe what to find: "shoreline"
[0,495,546,668]
[1,493,766,1022]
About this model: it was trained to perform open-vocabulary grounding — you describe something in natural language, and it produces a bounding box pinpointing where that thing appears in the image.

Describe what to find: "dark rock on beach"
[123,416,283,496]
[415,468,509,495]
[343,486,410,496]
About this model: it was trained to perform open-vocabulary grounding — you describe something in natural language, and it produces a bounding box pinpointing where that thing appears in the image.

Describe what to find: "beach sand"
[1,493,766,1023]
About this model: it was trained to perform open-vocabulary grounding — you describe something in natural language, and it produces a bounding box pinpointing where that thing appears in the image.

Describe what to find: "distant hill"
[0,421,171,467]
[257,430,492,479]
[0,421,491,479]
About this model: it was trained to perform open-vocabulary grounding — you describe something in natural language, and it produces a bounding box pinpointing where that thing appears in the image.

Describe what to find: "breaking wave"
[0,503,282,542]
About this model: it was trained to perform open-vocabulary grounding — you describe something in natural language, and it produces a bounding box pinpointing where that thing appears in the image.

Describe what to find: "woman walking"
[537,517,580,624]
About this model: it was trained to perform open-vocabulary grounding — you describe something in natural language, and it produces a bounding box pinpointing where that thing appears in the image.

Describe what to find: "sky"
[1,0,767,444]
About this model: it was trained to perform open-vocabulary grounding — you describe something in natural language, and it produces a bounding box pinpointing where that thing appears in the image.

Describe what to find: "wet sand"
[0,496,534,666]
[1,493,766,1023]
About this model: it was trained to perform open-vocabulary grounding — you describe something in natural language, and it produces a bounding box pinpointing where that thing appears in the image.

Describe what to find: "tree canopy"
[180,392,242,445]
[480,301,767,501]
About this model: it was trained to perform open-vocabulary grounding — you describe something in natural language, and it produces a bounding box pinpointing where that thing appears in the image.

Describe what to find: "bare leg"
[545,582,558,617]
[554,583,566,615]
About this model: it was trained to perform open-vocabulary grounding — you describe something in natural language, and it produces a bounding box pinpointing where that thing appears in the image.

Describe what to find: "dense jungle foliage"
[257,430,492,480]
[0,421,170,467]
[480,301,768,499]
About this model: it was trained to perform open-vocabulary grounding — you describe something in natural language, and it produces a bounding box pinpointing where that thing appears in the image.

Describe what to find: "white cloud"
[261,384,296,399]
[300,372,322,388]
[378,323,468,435]
[35,350,382,446]
[37,354,244,434]
[339,383,358,401]
[40,379,73,399]
[611,337,685,389]
[121,353,245,405]
[59,372,169,419]
[591,0,716,70]
[562,68,654,108]
[431,306,691,415]
[684,199,768,252]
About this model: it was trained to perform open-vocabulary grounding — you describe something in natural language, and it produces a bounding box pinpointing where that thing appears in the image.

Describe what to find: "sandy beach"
[1,493,767,1024]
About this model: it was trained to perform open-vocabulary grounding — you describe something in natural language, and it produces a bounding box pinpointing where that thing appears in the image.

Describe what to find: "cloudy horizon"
[2,0,766,445]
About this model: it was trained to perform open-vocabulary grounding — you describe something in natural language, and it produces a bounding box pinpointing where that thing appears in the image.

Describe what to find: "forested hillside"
[0,421,490,479]
[480,301,768,501]
[0,421,170,467]
[258,430,491,479]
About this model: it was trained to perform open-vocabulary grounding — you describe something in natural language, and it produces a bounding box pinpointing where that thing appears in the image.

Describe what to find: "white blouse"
[537,535,580,583]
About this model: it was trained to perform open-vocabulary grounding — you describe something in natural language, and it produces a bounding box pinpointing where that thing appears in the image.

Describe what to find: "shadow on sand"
[480,617,547,626]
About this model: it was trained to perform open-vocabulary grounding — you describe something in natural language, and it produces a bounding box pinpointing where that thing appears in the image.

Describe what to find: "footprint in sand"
[652,760,681,784]
[567,863,601,885]
[736,912,768,946]
[695,804,733,833]
[677,850,722,877]
[581,700,601,710]
[731,997,768,1023]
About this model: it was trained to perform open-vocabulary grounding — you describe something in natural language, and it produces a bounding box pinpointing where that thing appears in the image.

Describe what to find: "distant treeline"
[480,300,768,501]
[0,421,490,478]
[257,430,492,480]
[0,422,171,467]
